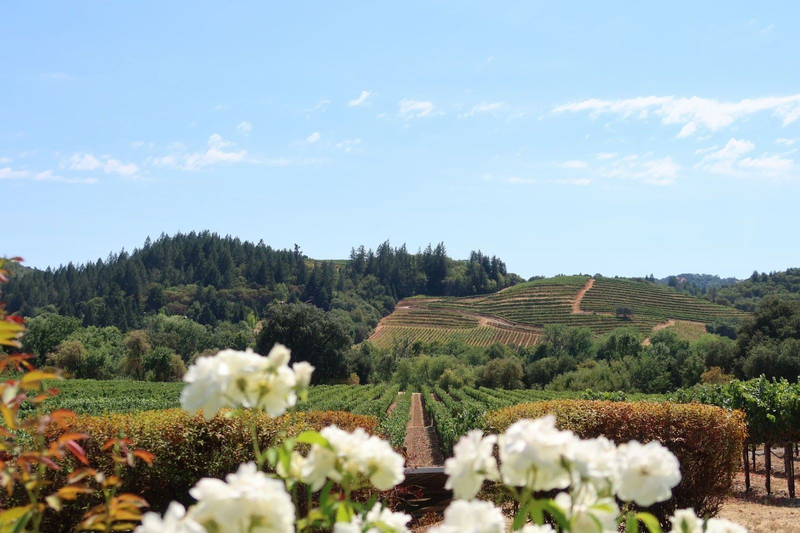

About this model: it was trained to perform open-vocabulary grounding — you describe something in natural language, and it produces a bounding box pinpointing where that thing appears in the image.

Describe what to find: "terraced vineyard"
[368,275,748,348]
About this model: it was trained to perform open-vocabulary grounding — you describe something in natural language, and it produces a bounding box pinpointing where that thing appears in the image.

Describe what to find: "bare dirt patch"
[403,393,444,469]
[571,278,595,314]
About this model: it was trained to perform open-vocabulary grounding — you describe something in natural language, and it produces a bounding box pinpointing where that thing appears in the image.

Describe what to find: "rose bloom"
[569,436,617,491]
[554,484,619,533]
[498,416,576,491]
[669,508,704,533]
[615,440,681,506]
[519,525,555,533]
[188,462,295,533]
[332,503,411,533]
[134,502,205,533]
[444,430,499,499]
[429,499,506,533]
[704,518,749,533]
[181,345,312,419]
[304,425,404,491]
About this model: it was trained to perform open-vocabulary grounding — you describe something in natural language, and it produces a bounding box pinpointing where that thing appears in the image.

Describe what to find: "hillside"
[368,275,748,349]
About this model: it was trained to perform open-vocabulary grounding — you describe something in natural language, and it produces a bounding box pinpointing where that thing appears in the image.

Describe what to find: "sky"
[2,2,800,280]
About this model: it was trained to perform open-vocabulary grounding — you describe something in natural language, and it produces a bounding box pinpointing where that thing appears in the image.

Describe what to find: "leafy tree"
[256,303,351,383]
[22,314,81,361]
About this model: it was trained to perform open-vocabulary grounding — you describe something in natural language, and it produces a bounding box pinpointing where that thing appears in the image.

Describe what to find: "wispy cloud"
[696,138,794,177]
[597,152,617,160]
[459,102,504,118]
[552,94,800,137]
[348,90,372,107]
[213,104,228,111]
[305,99,330,113]
[152,134,247,171]
[0,157,12,164]
[554,178,592,186]
[398,98,441,119]
[306,132,321,143]
[336,139,362,152]
[776,137,796,146]
[1,167,96,184]
[67,153,138,176]
[237,121,252,135]
[561,160,588,169]
[599,155,681,185]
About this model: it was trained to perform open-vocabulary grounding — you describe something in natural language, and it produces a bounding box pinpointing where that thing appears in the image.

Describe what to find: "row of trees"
[4,233,520,335]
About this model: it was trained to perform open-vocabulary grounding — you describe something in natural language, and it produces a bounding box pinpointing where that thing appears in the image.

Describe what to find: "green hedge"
[485,400,746,523]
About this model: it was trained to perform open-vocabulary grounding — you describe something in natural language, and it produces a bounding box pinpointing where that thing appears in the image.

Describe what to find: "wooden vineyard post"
[786,443,796,499]
[752,445,757,468]
[765,442,771,495]
[743,445,751,491]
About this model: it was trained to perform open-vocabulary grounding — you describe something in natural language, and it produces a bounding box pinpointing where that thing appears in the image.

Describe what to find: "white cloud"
[237,121,252,135]
[1,167,96,184]
[69,153,102,170]
[0,157,11,164]
[554,178,592,186]
[552,94,800,137]
[213,104,228,111]
[336,139,362,152]
[348,90,372,107]
[597,152,617,159]
[694,145,719,155]
[695,138,795,177]
[153,134,247,171]
[599,155,680,185]
[131,141,145,148]
[561,160,588,169]
[103,159,139,176]
[306,132,321,143]
[305,99,330,113]
[776,137,796,146]
[761,24,775,34]
[676,122,697,138]
[398,98,441,119]
[459,102,504,118]
[507,176,536,184]
[39,72,71,80]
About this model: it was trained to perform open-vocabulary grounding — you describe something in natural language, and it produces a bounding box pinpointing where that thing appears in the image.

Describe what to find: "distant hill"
[368,275,747,349]
[656,273,738,291]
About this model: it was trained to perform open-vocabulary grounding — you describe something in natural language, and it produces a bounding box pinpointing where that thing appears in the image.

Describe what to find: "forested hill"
[656,269,800,312]
[4,232,522,341]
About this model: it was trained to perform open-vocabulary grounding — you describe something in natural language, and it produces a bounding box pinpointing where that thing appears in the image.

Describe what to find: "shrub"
[44,408,378,530]
[485,400,746,523]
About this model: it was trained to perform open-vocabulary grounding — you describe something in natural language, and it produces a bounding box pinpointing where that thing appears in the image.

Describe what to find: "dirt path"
[642,319,677,346]
[403,393,445,469]
[571,278,595,314]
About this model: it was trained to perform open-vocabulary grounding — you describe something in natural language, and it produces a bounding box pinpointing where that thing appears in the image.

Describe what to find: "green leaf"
[540,500,569,530]
[635,512,663,533]
[335,501,353,523]
[296,431,330,448]
[626,513,639,533]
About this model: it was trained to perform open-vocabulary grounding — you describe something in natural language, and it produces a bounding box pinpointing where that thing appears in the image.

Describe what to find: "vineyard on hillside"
[368,275,748,348]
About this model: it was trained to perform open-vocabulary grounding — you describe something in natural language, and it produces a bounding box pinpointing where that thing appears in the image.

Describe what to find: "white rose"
[554,485,619,533]
[669,508,703,533]
[444,430,499,500]
[276,450,305,482]
[704,518,749,533]
[364,503,412,533]
[518,525,555,533]
[428,499,505,533]
[498,416,576,491]
[180,355,235,420]
[615,440,681,506]
[302,444,337,491]
[134,502,205,533]
[569,436,617,491]
[293,361,314,389]
[265,343,292,368]
[358,435,405,490]
[188,462,295,533]
[333,517,363,533]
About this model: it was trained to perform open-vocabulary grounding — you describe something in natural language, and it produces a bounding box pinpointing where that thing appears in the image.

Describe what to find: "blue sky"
[2,2,800,279]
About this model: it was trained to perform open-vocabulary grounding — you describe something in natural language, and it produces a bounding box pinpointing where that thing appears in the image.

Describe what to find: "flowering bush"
[133,346,748,533]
